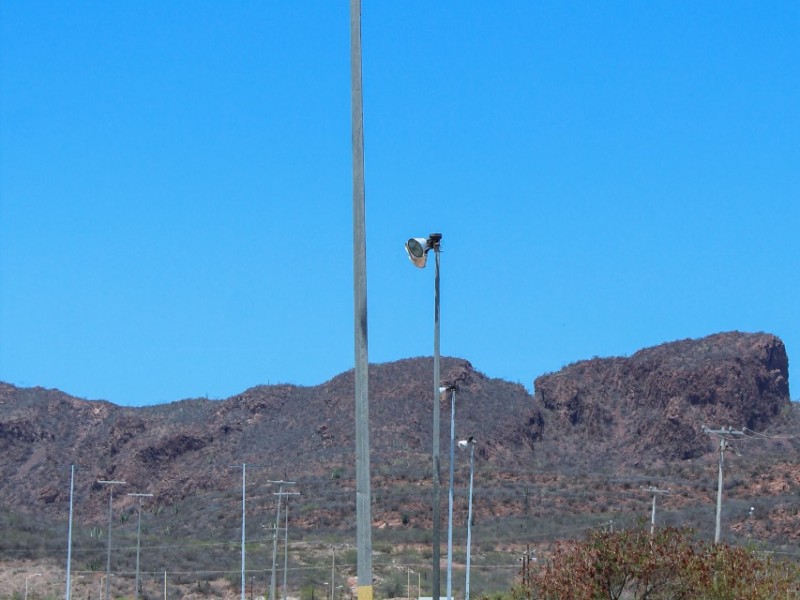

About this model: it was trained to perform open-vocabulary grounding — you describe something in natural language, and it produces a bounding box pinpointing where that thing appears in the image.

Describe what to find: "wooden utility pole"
[642,486,670,535]
[702,426,745,544]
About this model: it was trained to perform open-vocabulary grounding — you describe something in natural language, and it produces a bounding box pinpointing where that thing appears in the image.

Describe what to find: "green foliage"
[515,526,800,600]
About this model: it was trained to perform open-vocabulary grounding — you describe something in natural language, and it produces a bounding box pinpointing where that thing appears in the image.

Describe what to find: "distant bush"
[514,526,800,600]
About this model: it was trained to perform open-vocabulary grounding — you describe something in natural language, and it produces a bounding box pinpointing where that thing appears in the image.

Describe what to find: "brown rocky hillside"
[0,330,797,559]
[533,331,791,465]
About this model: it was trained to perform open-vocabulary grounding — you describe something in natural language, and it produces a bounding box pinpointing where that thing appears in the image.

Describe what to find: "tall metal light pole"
[351,3,373,600]
[405,232,443,600]
[65,465,76,600]
[444,386,457,600]
[233,464,248,600]
[459,437,476,600]
[127,493,153,600]
[229,463,267,600]
[98,480,126,600]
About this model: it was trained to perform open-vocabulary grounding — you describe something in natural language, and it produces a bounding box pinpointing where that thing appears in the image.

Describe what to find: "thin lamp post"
[444,386,457,600]
[229,464,267,600]
[459,437,477,600]
[405,233,443,600]
[128,493,153,600]
[98,480,126,600]
[241,466,246,600]
[239,465,247,600]
[65,464,75,600]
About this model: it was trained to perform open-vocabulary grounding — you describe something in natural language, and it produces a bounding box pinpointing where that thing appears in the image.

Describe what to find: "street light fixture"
[458,437,477,600]
[404,232,443,600]
[404,237,430,268]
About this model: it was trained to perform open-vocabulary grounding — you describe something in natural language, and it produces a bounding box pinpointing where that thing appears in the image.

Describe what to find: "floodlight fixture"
[405,230,444,600]
[405,233,442,268]
[439,384,456,399]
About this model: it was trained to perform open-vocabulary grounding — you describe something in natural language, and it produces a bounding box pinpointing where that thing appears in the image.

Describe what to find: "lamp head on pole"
[404,233,442,268]
[439,384,457,399]
[458,436,476,450]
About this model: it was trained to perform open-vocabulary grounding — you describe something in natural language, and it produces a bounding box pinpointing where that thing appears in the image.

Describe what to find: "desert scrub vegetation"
[514,525,800,600]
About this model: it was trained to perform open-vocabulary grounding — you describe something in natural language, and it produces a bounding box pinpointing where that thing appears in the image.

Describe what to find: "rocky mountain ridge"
[0,330,797,548]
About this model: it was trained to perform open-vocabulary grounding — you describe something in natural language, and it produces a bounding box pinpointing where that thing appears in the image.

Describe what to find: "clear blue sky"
[1,2,798,406]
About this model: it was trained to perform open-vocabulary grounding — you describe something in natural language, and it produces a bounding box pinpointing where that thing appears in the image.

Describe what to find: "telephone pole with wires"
[268,480,296,600]
[642,486,670,535]
[702,425,745,544]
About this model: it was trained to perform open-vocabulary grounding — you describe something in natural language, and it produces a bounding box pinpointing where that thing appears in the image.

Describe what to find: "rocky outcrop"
[533,331,790,463]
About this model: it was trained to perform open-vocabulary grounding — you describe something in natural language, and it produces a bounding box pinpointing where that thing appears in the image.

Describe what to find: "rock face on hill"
[0,331,795,544]
[533,332,790,464]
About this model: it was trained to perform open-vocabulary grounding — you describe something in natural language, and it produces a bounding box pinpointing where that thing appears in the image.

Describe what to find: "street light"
[458,437,477,600]
[66,464,75,600]
[127,492,153,600]
[25,573,41,600]
[404,232,443,600]
[98,480,126,600]
[442,385,457,600]
[351,6,373,600]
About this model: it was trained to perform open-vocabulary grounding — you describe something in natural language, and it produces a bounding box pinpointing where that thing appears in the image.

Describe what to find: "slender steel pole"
[241,464,246,600]
[446,389,456,600]
[351,2,373,600]
[465,443,475,600]
[107,492,112,600]
[270,487,282,600]
[282,497,290,600]
[65,465,75,600]
[432,244,442,600]
[106,487,114,600]
[136,500,142,600]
